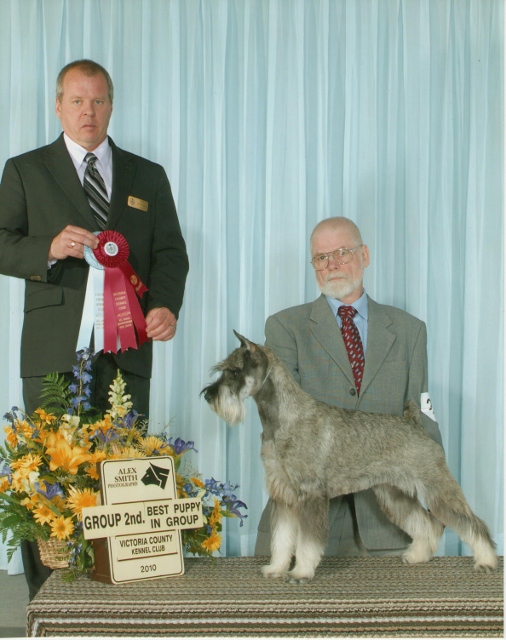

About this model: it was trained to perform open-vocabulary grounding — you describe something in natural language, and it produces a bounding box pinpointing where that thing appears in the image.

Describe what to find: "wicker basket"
[37,538,70,570]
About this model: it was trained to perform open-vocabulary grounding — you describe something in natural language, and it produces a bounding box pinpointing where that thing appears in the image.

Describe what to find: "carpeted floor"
[0,570,29,638]
[27,555,503,637]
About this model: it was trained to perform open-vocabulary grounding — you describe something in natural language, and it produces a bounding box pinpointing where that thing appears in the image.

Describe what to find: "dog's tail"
[403,399,422,424]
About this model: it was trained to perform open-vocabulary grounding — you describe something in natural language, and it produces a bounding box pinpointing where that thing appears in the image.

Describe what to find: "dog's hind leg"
[287,496,328,584]
[261,501,298,579]
[373,485,444,564]
[422,472,497,571]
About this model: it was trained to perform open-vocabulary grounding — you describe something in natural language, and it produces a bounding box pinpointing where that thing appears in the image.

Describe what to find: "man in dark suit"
[0,60,189,597]
[255,216,442,557]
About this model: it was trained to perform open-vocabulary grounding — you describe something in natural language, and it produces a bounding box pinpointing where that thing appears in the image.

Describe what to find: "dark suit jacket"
[0,134,189,379]
[262,294,443,550]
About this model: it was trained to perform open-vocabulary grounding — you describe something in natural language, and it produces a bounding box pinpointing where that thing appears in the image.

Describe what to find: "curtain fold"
[0,0,502,571]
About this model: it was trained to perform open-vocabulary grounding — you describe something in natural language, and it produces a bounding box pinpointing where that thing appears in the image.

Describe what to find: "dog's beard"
[210,386,246,425]
[318,271,362,300]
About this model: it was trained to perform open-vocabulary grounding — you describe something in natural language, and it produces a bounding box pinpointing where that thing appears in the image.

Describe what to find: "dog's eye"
[229,368,240,377]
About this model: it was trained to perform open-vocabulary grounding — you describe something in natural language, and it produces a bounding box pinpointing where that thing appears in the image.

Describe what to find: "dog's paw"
[402,542,432,565]
[286,575,311,585]
[473,557,497,573]
[286,568,314,584]
[473,543,497,572]
[402,550,431,565]
[474,563,493,574]
[261,564,287,579]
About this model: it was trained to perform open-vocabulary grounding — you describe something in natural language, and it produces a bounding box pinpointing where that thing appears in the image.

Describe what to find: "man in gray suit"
[255,217,442,557]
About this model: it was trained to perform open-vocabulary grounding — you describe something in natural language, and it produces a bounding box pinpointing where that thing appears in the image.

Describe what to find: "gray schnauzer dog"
[202,332,497,583]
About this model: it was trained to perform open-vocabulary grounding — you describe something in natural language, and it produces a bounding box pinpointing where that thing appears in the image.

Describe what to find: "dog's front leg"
[261,501,297,579]
[287,495,329,584]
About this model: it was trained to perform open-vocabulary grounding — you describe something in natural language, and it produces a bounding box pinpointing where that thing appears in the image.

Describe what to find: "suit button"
[349,388,356,396]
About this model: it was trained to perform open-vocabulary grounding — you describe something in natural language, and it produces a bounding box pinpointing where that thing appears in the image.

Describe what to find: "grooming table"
[27,556,503,637]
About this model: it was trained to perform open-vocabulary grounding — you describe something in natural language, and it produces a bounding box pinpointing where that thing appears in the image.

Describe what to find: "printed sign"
[83,498,203,538]
[82,456,202,584]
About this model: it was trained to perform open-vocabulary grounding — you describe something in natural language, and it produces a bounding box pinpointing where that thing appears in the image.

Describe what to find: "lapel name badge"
[128,196,149,211]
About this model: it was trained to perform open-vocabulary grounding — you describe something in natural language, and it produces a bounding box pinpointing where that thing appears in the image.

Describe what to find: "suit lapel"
[107,139,136,229]
[309,294,397,396]
[360,297,396,396]
[309,295,355,386]
[42,134,97,229]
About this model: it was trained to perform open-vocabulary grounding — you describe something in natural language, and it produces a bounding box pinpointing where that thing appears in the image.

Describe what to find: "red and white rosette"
[91,231,149,353]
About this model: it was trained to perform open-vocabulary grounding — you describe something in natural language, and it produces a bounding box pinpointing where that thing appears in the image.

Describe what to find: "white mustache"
[324,272,350,284]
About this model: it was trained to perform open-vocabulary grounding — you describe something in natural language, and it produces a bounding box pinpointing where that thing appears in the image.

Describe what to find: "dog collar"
[254,365,273,395]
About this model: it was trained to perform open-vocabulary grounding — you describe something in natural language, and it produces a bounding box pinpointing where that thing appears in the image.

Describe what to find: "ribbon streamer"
[91,231,148,354]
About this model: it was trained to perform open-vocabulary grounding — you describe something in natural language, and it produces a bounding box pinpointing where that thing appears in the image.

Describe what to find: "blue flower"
[167,437,198,455]
[0,463,11,483]
[204,477,219,493]
[223,497,248,526]
[90,428,119,445]
[123,410,139,429]
[35,482,64,500]
[3,410,17,425]
[80,371,92,384]
[76,348,93,367]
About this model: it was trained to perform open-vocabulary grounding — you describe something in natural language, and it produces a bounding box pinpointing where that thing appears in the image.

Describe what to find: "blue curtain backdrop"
[0,0,503,574]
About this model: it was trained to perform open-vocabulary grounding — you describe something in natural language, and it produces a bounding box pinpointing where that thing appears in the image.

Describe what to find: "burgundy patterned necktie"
[338,305,365,395]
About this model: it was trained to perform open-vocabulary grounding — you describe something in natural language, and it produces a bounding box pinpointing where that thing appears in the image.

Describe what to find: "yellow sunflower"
[84,450,108,480]
[33,504,56,525]
[0,477,10,492]
[176,473,187,498]
[34,408,57,423]
[11,453,42,473]
[208,498,222,527]
[50,515,74,540]
[201,532,222,553]
[66,486,98,519]
[136,436,168,456]
[90,415,113,436]
[109,446,146,460]
[4,426,17,447]
[10,468,31,492]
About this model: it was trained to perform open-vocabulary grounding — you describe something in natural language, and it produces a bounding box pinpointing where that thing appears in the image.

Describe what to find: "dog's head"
[201,331,269,425]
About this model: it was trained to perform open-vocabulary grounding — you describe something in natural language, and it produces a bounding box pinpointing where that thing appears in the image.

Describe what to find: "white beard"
[319,272,362,300]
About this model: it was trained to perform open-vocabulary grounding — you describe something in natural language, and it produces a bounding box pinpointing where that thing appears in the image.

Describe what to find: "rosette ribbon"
[91,231,149,353]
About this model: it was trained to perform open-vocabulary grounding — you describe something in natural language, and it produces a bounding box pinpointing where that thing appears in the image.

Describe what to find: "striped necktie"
[84,152,109,229]
[338,305,365,395]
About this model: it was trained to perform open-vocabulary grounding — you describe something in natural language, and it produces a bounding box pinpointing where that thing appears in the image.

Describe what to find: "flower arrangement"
[0,349,247,575]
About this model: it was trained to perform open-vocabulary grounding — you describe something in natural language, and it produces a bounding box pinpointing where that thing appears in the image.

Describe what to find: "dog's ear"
[233,330,257,353]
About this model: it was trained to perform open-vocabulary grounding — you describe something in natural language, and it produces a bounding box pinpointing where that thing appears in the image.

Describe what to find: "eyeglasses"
[311,245,363,271]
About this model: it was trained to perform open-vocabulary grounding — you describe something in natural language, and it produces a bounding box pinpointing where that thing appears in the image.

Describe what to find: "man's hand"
[49,225,99,261]
[145,307,177,341]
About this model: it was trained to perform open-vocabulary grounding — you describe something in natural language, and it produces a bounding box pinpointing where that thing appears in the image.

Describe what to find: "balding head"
[310,217,363,256]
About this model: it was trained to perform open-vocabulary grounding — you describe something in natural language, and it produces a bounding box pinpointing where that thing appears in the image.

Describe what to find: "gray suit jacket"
[0,134,189,379]
[262,293,442,550]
